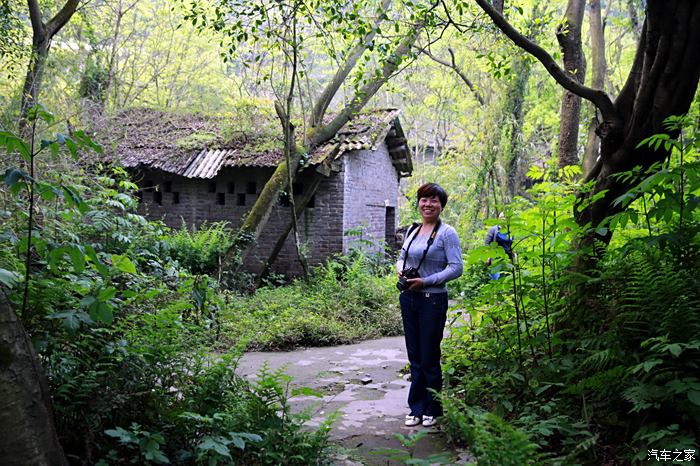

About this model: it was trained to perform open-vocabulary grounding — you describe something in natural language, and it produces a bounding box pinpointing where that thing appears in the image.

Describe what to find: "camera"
[397,267,420,291]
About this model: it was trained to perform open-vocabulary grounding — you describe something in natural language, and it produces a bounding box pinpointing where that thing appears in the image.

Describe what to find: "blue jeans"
[399,290,448,417]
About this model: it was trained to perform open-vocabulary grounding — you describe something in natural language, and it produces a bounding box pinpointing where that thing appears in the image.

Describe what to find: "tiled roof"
[98,107,411,178]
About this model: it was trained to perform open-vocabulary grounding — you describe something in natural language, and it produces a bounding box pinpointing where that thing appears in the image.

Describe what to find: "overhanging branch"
[474,0,616,121]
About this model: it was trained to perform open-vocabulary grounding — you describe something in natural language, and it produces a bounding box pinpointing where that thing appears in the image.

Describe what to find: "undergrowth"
[441,115,700,464]
[221,253,402,350]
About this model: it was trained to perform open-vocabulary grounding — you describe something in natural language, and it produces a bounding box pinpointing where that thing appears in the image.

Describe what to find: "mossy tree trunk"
[0,291,68,465]
[556,0,586,169]
[582,0,606,176]
[223,21,423,272]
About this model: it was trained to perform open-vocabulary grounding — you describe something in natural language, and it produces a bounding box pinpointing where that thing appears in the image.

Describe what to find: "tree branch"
[474,0,617,121]
[310,0,393,126]
[423,47,485,105]
[27,0,44,37]
[45,0,81,38]
[307,21,424,148]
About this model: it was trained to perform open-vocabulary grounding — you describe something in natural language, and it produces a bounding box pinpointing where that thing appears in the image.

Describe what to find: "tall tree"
[582,0,606,175]
[0,291,68,465]
[19,0,81,133]
[555,0,586,168]
[474,0,700,257]
[184,0,434,269]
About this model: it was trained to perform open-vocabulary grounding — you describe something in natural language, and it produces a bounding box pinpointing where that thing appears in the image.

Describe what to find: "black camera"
[397,267,420,291]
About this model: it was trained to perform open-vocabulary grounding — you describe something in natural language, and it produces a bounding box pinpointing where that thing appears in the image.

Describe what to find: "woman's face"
[418,195,442,223]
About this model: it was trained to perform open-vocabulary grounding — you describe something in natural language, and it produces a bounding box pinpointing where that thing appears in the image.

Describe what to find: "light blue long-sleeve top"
[396,222,463,294]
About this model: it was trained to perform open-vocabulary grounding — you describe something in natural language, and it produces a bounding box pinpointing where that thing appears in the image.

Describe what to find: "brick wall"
[133,141,400,276]
[244,168,345,276]
[341,142,400,254]
[134,166,345,276]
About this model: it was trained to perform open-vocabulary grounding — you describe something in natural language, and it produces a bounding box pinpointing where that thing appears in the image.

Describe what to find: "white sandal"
[404,415,421,427]
[422,415,437,427]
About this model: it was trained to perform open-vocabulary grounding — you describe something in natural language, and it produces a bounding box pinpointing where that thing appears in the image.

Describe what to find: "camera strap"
[401,220,441,274]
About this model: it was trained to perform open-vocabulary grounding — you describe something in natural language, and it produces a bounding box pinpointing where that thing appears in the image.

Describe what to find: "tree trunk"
[255,172,324,287]
[223,23,423,271]
[582,0,606,176]
[504,56,531,198]
[556,0,586,168]
[0,291,68,465]
[19,43,49,135]
[576,0,700,248]
[19,0,81,134]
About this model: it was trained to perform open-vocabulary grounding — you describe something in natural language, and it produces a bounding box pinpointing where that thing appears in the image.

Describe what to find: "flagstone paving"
[238,335,474,465]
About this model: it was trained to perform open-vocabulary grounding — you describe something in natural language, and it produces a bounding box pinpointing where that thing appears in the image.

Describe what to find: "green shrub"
[0,113,335,465]
[221,255,402,350]
[442,398,539,466]
[440,115,700,464]
[165,221,233,274]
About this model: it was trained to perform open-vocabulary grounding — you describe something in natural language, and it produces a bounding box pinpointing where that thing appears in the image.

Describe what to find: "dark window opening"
[208,181,217,193]
[172,192,180,204]
[308,195,316,208]
[163,181,172,193]
[246,182,256,194]
[279,192,291,207]
[144,179,153,190]
[227,182,235,194]
[385,206,396,248]
[217,193,225,205]
[237,193,246,206]
[292,182,303,195]
[154,191,162,205]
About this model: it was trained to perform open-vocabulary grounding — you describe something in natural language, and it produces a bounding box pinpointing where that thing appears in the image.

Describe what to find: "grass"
[219,267,402,351]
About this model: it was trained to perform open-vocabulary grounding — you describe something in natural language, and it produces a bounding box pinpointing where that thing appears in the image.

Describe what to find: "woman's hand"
[406,277,424,290]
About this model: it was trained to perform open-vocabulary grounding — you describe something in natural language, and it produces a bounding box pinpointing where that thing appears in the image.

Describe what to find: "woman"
[397,183,463,427]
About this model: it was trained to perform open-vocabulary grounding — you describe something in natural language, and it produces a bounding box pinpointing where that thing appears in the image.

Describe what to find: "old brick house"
[103,108,412,275]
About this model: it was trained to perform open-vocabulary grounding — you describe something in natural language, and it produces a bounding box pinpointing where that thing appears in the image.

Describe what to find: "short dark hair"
[416,183,448,208]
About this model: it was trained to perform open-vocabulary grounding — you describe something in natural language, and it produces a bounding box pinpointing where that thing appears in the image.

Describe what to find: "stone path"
[237,335,474,465]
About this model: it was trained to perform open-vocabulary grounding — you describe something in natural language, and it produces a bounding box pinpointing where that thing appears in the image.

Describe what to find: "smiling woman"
[396,182,463,428]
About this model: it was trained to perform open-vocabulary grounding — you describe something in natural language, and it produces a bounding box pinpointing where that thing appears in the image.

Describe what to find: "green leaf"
[46,310,93,332]
[230,436,245,450]
[105,427,133,443]
[111,254,137,274]
[65,138,78,158]
[4,168,27,187]
[0,268,20,287]
[199,437,232,458]
[68,247,85,274]
[98,286,117,301]
[0,132,31,161]
[688,391,700,407]
[666,343,682,357]
[62,186,88,213]
[91,302,113,325]
[26,104,54,124]
[80,295,96,308]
